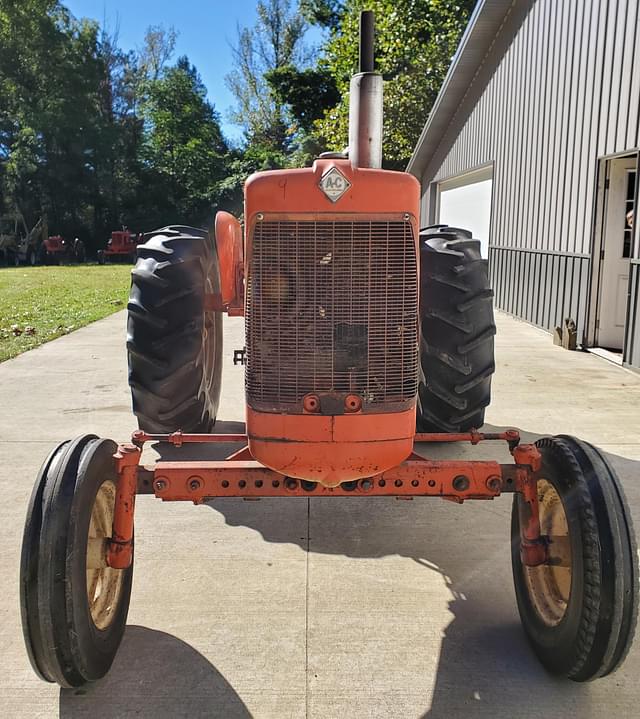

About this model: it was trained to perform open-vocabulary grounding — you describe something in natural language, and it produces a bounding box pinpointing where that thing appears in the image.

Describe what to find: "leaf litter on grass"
[0,264,131,361]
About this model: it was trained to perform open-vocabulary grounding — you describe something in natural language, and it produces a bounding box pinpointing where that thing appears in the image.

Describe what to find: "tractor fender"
[214,211,244,315]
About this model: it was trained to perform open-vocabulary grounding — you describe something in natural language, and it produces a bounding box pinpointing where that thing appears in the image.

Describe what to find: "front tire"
[127,225,223,433]
[511,435,638,681]
[20,436,133,687]
[416,225,495,432]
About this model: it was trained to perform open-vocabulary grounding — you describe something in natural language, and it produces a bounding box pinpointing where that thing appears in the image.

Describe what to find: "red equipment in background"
[98,229,142,263]
[42,235,86,264]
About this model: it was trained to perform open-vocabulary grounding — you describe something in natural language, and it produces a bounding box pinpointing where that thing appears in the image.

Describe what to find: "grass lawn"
[0,264,131,362]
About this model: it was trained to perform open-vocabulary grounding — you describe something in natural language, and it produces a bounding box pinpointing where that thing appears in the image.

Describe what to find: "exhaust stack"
[348,11,383,169]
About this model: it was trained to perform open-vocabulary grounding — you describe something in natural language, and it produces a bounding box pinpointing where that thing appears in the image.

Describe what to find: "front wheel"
[20,436,133,687]
[511,435,638,681]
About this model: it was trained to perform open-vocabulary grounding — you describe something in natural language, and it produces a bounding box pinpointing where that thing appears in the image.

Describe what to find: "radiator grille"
[245,217,418,411]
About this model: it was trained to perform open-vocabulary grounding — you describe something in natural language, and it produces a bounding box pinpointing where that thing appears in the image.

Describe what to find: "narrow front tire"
[20,436,133,687]
[511,435,638,681]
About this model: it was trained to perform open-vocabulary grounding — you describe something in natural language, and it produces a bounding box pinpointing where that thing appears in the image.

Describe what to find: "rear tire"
[416,225,495,432]
[127,225,223,433]
[511,435,638,681]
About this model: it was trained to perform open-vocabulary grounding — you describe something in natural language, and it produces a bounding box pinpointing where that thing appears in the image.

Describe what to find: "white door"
[598,157,637,349]
[438,172,493,258]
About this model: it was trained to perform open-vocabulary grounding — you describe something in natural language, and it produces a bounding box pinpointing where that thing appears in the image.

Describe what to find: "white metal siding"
[420,0,640,363]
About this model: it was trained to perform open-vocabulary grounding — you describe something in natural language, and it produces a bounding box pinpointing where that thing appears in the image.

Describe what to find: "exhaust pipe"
[348,11,383,169]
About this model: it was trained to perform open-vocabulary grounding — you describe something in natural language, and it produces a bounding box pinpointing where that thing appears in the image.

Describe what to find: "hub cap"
[523,479,572,626]
[86,480,125,630]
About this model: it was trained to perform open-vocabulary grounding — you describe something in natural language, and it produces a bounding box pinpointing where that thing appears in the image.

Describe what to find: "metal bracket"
[107,444,141,569]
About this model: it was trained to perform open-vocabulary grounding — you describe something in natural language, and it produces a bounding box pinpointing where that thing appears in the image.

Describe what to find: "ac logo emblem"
[319,167,351,202]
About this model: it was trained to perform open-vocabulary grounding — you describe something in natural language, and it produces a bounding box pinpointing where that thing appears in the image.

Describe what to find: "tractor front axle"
[106,429,548,571]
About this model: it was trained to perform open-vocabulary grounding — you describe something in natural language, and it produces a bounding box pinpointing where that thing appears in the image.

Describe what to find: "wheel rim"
[523,479,572,626]
[86,480,125,630]
[198,274,218,415]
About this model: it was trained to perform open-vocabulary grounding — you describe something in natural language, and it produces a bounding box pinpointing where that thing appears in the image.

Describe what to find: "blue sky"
[65,1,322,144]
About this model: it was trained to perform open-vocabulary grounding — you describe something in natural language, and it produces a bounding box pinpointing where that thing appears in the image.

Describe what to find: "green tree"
[137,25,178,83]
[0,1,109,240]
[299,0,344,29]
[140,56,231,225]
[90,25,144,244]
[265,65,339,134]
[313,0,475,169]
[226,0,308,156]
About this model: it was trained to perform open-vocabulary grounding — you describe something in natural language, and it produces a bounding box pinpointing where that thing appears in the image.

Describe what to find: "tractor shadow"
[59,625,252,719]
[153,422,640,718]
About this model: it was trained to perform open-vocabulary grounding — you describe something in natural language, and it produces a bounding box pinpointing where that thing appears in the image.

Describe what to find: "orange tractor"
[21,13,637,689]
[97,228,143,263]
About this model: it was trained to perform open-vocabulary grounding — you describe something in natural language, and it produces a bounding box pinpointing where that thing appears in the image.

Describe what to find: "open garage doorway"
[589,153,638,364]
[436,165,493,258]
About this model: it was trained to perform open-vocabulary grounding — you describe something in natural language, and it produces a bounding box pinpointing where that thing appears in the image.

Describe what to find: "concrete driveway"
[1,310,639,718]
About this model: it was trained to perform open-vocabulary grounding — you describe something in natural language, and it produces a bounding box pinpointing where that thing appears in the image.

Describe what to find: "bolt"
[486,475,502,492]
[344,394,362,412]
[452,475,470,492]
[131,430,146,446]
[188,477,203,491]
[154,479,167,492]
[303,394,320,413]
[360,479,373,491]
[285,478,298,491]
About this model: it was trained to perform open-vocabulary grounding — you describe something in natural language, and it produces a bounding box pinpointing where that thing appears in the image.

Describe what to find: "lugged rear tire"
[417,225,495,432]
[127,225,223,433]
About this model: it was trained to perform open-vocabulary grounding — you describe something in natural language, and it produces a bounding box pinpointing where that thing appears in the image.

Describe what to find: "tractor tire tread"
[512,435,638,681]
[417,226,495,432]
[127,226,223,434]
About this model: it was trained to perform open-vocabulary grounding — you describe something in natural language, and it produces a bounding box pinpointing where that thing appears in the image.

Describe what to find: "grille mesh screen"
[245,218,418,411]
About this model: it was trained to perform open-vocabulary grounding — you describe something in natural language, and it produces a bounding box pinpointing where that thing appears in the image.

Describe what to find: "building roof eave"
[406,0,521,179]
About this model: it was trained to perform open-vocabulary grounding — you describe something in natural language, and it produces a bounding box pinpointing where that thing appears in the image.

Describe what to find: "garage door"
[437,167,493,258]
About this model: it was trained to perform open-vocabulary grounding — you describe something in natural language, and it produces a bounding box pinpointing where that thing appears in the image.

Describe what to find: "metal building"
[408,0,640,370]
